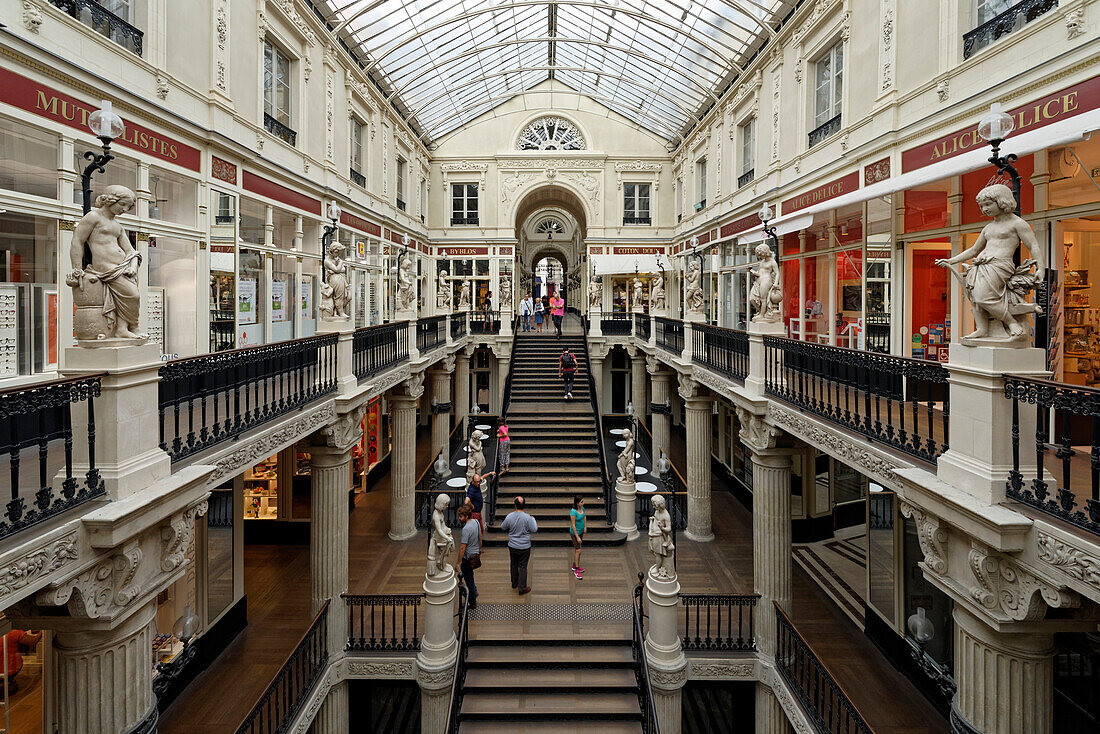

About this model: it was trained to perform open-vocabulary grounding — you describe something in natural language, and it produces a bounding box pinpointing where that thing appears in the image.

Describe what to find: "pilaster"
[754,683,788,734]
[311,680,349,734]
[429,356,455,459]
[680,376,713,542]
[454,345,472,425]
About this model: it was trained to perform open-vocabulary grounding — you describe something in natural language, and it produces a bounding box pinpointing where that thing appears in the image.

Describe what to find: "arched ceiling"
[513,185,588,239]
[317,0,794,145]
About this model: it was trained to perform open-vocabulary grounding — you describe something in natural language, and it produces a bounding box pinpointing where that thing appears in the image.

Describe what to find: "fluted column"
[754,683,787,734]
[390,374,424,541]
[751,449,792,656]
[454,347,472,426]
[951,606,1055,734]
[54,600,158,734]
[310,428,356,654]
[631,350,646,418]
[590,356,605,405]
[645,567,686,734]
[310,681,348,734]
[680,378,713,542]
[649,364,672,459]
[429,365,452,458]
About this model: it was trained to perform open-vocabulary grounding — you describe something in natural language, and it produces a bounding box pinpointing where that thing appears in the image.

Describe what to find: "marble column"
[590,356,605,405]
[310,434,355,653]
[390,375,424,541]
[417,556,458,734]
[754,683,787,734]
[311,681,348,734]
[631,351,647,424]
[645,570,687,734]
[454,347,472,427]
[751,449,792,656]
[951,606,1055,734]
[429,366,451,459]
[680,380,714,542]
[649,365,672,460]
[54,600,158,734]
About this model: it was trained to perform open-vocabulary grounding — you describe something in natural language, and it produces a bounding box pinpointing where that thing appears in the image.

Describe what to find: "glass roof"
[317,0,793,145]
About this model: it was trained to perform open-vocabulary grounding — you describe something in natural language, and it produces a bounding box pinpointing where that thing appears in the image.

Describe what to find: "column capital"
[735,405,781,453]
[646,354,666,376]
[677,373,709,404]
[315,404,368,454]
[393,372,426,403]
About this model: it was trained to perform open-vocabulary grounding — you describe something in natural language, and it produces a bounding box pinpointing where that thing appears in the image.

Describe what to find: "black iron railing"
[49,0,143,55]
[159,334,339,463]
[580,317,615,525]
[0,374,106,541]
[449,312,467,340]
[444,579,470,733]
[415,449,465,530]
[450,216,479,226]
[738,169,755,188]
[353,322,409,381]
[601,313,633,336]
[624,216,652,225]
[1004,375,1100,537]
[964,0,1058,58]
[263,113,297,147]
[470,310,500,335]
[692,324,749,383]
[633,575,662,734]
[486,318,521,526]
[775,603,871,734]
[350,168,366,188]
[635,313,651,340]
[236,600,328,734]
[416,315,447,354]
[680,594,758,651]
[655,317,684,355]
[809,114,842,148]
[763,336,949,464]
[397,198,406,211]
[343,593,424,651]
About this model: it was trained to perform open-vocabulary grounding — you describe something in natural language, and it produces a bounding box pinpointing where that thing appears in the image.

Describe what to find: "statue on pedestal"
[427,493,455,578]
[685,259,704,314]
[466,430,485,483]
[633,277,644,308]
[617,428,636,481]
[651,274,666,310]
[458,280,472,310]
[588,278,602,311]
[648,494,675,580]
[936,183,1046,347]
[66,185,146,343]
[320,242,351,320]
[398,257,415,312]
[500,273,513,310]
[437,270,452,310]
[748,244,783,323]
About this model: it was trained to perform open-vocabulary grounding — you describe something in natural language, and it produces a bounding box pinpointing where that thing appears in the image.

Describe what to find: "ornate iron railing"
[450,216,479,226]
[775,603,872,734]
[763,336,949,464]
[159,334,339,463]
[655,317,684,355]
[1004,375,1100,537]
[633,575,662,734]
[449,312,467,340]
[635,313,651,340]
[623,215,652,225]
[235,601,328,734]
[263,113,297,147]
[0,374,106,540]
[808,114,842,148]
[353,321,409,381]
[601,313,633,335]
[692,323,749,383]
[680,594,759,651]
[963,0,1058,59]
[343,593,424,651]
[444,579,470,733]
[350,168,366,188]
[738,169,755,188]
[470,310,500,335]
[414,449,465,530]
[416,315,447,354]
[49,0,143,55]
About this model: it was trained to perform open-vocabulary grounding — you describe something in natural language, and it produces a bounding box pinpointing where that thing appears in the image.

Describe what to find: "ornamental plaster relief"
[1036,532,1100,592]
[687,660,756,679]
[1065,8,1086,40]
[899,501,948,575]
[0,532,79,600]
[345,659,416,678]
[214,0,229,94]
[792,0,843,45]
[294,677,331,734]
[320,405,368,451]
[208,403,337,484]
[879,1,895,92]
[21,1,42,32]
[160,500,208,573]
[966,543,1079,622]
[366,364,412,398]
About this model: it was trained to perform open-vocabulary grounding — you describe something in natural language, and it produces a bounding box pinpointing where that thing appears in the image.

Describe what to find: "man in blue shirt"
[500,496,538,595]
[456,504,480,609]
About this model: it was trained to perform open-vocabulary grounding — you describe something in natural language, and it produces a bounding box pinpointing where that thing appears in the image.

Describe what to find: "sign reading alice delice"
[0,66,202,172]
[781,172,860,215]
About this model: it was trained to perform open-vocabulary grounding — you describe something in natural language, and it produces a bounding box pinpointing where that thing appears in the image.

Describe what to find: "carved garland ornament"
[347,660,416,678]
[209,403,337,483]
[967,544,1078,622]
[0,532,79,598]
[1036,532,1100,591]
[689,661,755,679]
[898,501,947,575]
[295,678,331,734]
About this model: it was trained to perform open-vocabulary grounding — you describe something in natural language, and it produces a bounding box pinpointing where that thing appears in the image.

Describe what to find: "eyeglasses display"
[146,288,166,351]
[0,285,18,378]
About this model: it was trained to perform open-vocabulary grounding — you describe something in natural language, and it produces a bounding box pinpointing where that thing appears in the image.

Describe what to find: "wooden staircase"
[486,333,626,547]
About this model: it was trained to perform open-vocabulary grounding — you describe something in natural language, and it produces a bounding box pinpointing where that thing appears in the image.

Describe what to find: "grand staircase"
[485,332,626,547]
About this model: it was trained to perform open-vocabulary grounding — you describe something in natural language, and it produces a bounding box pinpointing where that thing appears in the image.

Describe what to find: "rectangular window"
[623,183,651,225]
[813,41,843,130]
[350,119,365,187]
[740,118,756,177]
[695,159,707,210]
[263,41,292,129]
[451,183,478,225]
[102,0,131,20]
[215,192,234,225]
[396,158,407,210]
[974,0,1011,25]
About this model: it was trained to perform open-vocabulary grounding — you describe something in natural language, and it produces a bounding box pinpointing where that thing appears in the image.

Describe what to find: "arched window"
[516,117,586,151]
[534,218,565,236]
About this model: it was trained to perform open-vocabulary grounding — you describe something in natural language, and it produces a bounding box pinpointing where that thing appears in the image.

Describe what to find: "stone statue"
[466,430,485,483]
[616,428,636,481]
[320,242,351,320]
[748,243,783,323]
[436,269,452,310]
[685,259,704,313]
[936,183,1047,347]
[66,185,146,343]
[458,280,472,310]
[632,277,643,308]
[588,278,601,311]
[397,256,415,311]
[427,493,455,578]
[500,273,513,310]
[651,274,666,310]
[648,494,675,580]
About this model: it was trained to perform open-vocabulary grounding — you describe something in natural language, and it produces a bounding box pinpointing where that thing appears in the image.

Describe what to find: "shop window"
[960,154,1034,224]
[273,208,297,249]
[0,118,57,199]
[836,248,863,348]
[451,184,478,225]
[1048,137,1100,209]
[909,242,952,361]
[148,237,197,357]
[903,514,953,669]
[72,149,138,206]
[263,40,292,129]
[301,257,319,336]
[239,198,266,245]
[798,254,829,342]
[271,254,297,343]
[0,213,59,378]
[781,231,801,256]
[624,183,651,225]
[206,485,234,621]
[148,167,197,226]
[396,158,407,210]
[237,248,265,347]
[867,488,896,622]
[1056,220,1100,385]
[214,192,235,225]
[903,181,951,233]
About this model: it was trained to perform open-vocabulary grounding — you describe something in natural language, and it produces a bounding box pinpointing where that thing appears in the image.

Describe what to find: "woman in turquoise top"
[570,494,586,579]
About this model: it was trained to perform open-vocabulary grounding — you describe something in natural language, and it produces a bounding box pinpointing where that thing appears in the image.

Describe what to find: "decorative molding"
[899,501,948,575]
[879,3,894,91]
[500,171,537,204]
[209,403,337,483]
[325,68,335,162]
[294,678,330,734]
[415,666,455,687]
[497,158,605,171]
[735,406,780,453]
[648,665,689,689]
[155,74,169,100]
[160,501,208,573]
[614,160,662,190]
[793,0,843,45]
[440,160,489,189]
[214,0,229,93]
[39,541,143,618]
[268,0,316,46]
[560,171,601,203]
[688,661,755,679]
[864,157,890,186]
[1066,8,1085,40]
[770,67,781,164]
[936,78,950,103]
[21,0,43,33]
[397,372,426,402]
[320,405,368,450]
[367,364,411,397]
[0,532,79,598]
[1036,532,1100,591]
[677,373,705,402]
[967,544,1079,622]
[347,659,416,678]
[257,9,268,40]
[58,220,76,232]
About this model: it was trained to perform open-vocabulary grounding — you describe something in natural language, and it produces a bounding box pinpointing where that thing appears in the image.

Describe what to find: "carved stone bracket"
[967,542,1079,622]
[319,405,368,451]
[735,406,780,453]
[37,540,144,619]
[397,372,425,402]
[899,501,948,575]
[677,373,706,402]
[160,500,209,573]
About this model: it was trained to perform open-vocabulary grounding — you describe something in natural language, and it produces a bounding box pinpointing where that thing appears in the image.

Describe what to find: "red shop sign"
[781,172,859,215]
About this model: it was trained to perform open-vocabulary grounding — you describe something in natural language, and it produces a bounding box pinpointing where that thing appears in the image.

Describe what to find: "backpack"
[561,353,576,370]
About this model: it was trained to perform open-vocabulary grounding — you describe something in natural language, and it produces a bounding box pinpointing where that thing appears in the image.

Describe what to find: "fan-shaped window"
[517,117,585,151]
[534,218,566,236]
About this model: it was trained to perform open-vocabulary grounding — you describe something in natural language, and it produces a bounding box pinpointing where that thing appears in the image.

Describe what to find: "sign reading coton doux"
[781,172,859,215]
[0,67,202,172]
[902,74,1100,172]
[613,247,663,254]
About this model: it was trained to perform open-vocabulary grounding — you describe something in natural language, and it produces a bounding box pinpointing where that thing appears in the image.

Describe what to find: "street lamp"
[977,103,1021,214]
[81,100,125,218]
[321,202,341,283]
[758,201,779,260]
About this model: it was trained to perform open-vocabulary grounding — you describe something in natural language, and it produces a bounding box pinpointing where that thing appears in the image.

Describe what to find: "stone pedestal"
[395,307,418,324]
[311,681,348,734]
[417,567,458,734]
[682,393,714,542]
[62,344,170,500]
[390,393,421,541]
[614,477,639,540]
[937,345,1049,505]
[589,311,604,337]
[751,449,792,656]
[684,310,705,323]
[754,683,787,734]
[500,308,514,337]
[951,606,1055,734]
[430,368,452,459]
[54,600,159,734]
[645,571,687,734]
[632,304,645,314]
[310,440,353,652]
[316,318,357,393]
[745,320,785,398]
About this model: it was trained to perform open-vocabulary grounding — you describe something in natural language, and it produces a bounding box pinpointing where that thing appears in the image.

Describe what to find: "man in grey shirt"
[501,496,538,595]
[456,504,480,609]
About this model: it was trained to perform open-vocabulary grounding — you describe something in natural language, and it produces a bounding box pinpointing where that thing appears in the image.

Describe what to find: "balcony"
[263,113,297,147]
[49,0,143,55]
[350,168,366,188]
[808,114,841,148]
[396,198,406,212]
[963,0,1059,59]
[623,215,652,225]
[450,215,479,226]
[694,199,706,212]
[738,169,755,188]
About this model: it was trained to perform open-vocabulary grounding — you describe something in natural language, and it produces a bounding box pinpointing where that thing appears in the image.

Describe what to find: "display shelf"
[0,284,19,378]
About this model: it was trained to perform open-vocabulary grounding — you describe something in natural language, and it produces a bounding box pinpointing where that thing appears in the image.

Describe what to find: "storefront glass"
[908,241,952,361]
[836,248,863,348]
[0,117,57,199]
[206,485,234,620]
[239,198,266,246]
[301,257,318,337]
[903,514,953,667]
[148,166,198,226]
[1048,136,1100,209]
[72,148,138,204]
[903,181,950,233]
[237,248,265,347]
[0,213,58,377]
[867,489,896,622]
[148,236,198,357]
[271,254,296,342]
[1055,218,1100,384]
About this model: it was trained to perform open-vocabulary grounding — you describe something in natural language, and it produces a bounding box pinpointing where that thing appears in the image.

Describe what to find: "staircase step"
[466,644,634,666]
[460,721,644,734]
[458,693,641,720]
[482,530,625,547]
[463,668,637,691]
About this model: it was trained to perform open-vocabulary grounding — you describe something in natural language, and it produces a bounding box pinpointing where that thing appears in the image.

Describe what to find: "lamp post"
[758,200,779,261]
[977,103,1021,215]
[81,100,125,216]
[321,202,341,283]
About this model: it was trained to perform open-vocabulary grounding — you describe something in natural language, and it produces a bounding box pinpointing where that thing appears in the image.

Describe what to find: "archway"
[513,186,588,314]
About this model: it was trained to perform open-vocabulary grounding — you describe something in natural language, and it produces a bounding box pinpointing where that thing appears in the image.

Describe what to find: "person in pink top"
[550,294,565,337]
